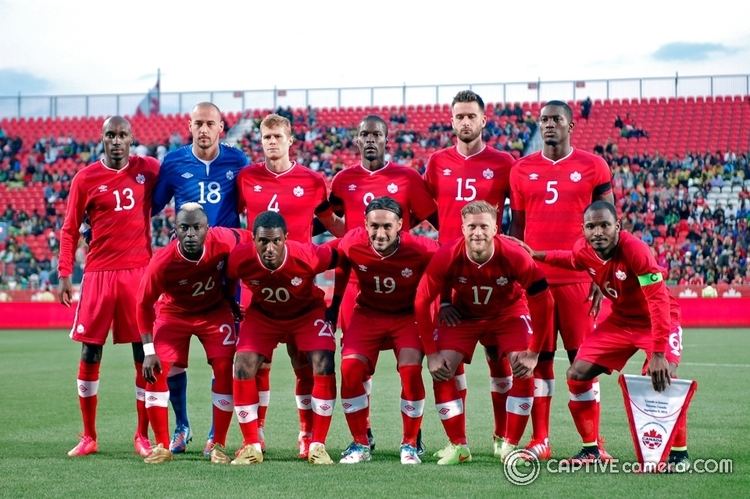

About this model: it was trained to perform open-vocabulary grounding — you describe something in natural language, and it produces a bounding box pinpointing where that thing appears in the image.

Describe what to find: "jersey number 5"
[544,181,559,205]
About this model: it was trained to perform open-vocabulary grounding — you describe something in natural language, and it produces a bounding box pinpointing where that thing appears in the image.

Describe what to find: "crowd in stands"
[1,103,748,293]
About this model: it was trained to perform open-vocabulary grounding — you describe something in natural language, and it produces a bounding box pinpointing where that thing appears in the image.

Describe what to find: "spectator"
[581,97,592,120]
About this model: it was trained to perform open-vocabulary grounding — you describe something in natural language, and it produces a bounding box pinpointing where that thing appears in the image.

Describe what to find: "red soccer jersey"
[58,156,159,276]
[333,227,439,314]
[423,145,514,243]
[545,231,679,353]
[330,162,436,231]
[227,239,334,319]
[415,235,548,353]
[236,162,328,243]
[510,148,612,284]
[136,227,252,333]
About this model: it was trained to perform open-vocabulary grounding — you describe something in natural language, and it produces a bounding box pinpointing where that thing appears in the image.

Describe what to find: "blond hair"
[461,200,498,220]
[260,114,292,137]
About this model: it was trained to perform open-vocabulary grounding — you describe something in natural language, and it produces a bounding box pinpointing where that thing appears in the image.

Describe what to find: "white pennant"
[619,374,697,468]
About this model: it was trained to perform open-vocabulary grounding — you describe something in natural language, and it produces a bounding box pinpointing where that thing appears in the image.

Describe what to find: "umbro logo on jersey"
[401,268,413,278]
[181,172,194,179]
[529,173,539,181]
[387,182,398,194]
[615,270,627,280]
[457,277,468,284]
[291,277,303,286]
[588,268,597,276]
[483,168,494,180]
[293,186,304,197]
[442,169,452,176]
[358,265,368,272]
[136,174,146,184]
[179,279,189,285]
[98,184,108,192]
[254,185,262,192]
[226,170,234,180]
[496,276,508,286]
[249,280,260,285]
[217,261,224,271]
[348,184,357,191]
[570,171,582,182]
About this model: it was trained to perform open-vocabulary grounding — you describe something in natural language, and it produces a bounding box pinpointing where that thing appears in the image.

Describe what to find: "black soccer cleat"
[416,429,426,456]
[367,427,376,452]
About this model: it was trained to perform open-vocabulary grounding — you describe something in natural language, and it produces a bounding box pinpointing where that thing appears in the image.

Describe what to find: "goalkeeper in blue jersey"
[152,102,249,456]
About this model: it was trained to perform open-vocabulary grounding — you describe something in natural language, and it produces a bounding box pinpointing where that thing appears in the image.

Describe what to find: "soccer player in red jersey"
[328,197,439,464]
[509,100,613,459]
[236,113,341,457]
[326,115,437,235]
[414,201,554,465]
[423,90,516,457]
[227,211,339,465]
[237,113,339,242]
[58,116,159,458]
[136,203,251,464]
[515,201,687,465]
[321,115,438,453]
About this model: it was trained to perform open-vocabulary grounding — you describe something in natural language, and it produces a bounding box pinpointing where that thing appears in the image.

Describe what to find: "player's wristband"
[143,342,156,356]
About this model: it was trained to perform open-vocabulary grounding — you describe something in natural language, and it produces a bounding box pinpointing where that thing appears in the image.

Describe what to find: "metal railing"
[1,73,748,120]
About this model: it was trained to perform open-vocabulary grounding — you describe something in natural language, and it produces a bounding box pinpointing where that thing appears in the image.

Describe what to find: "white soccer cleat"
[400,444,421,464]
[339,443,371,464]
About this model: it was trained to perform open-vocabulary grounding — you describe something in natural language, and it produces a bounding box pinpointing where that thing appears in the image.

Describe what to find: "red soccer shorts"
[576,319,683,373]
[342,306,422,369]
[153,307,237,366]
[538,282,594,352]
[69,267,145,345]
[436,304,532,363]
[236,306,336,360]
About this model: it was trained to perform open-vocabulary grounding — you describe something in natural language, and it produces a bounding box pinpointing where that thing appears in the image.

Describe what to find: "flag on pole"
[135,71,160,116]
[619,374,697,471]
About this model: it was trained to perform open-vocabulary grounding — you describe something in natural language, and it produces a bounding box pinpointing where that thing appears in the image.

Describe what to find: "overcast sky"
[0,0,748,97]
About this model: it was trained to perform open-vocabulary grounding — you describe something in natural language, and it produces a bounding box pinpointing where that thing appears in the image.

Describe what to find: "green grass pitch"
[1,328,748,497]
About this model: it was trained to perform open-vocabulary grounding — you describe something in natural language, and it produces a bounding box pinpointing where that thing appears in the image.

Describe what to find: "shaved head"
[102,115,131,133]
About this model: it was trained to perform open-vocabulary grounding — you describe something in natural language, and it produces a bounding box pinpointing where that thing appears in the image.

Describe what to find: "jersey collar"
[264,161,297,177]
[455,144,486,160]
[176,242,205,264]
[357,161,391,175]
[541,147,575,165]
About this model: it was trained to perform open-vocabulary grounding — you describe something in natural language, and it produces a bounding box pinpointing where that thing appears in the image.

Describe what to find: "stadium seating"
[1,97,748,294]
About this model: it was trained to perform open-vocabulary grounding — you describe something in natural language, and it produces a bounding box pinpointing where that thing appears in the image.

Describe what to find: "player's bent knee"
[566,361,602,381]
[234,353,262,379]
[397,348,423,367]
[566,363,589,381]
[310,350,335,375]
[80,343,102,363]
[484,345,499,361]
[131,342,145,363]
